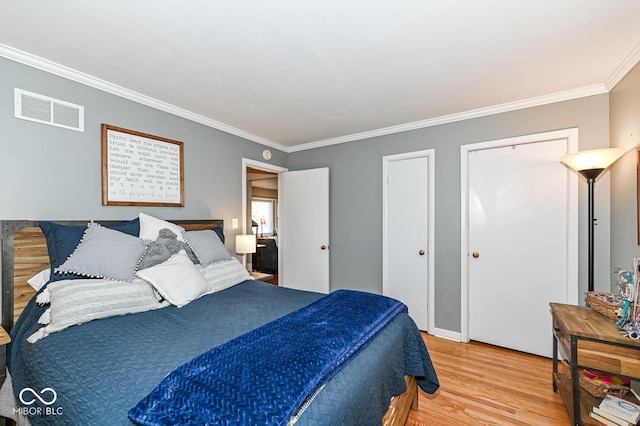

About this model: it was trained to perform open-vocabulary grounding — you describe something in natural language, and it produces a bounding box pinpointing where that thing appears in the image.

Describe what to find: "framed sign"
[102,124,184,207]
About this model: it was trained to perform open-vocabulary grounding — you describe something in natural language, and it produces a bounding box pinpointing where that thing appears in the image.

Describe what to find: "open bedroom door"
[279,168,330,293]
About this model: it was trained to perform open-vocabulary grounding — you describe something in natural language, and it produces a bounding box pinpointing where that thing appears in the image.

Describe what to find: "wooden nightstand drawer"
[577,339,640,377]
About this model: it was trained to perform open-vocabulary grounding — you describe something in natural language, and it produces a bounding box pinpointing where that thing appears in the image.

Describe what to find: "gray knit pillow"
[55,222,146,281]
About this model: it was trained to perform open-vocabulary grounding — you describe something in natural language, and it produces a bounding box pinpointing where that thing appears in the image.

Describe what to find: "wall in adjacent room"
[0,57,286,247]
[610,62,640,280]
[289,95,610,333]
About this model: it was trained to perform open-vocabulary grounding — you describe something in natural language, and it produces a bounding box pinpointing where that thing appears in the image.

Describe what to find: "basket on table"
[578,367,630,398]
[585,292,622,320]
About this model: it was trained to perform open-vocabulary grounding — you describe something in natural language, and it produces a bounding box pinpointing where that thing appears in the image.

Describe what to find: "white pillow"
[139,212,185,242]
[27,269,51,291]
[135,250,209,307]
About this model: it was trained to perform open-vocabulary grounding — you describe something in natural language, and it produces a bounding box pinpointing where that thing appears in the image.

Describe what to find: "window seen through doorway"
[251,199,274,236]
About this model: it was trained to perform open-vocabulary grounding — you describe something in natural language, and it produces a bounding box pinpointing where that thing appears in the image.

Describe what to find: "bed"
[0,217,438,425]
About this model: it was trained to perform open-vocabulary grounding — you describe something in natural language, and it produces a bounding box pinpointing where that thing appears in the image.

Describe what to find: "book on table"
[597,394,640,424]
[592,406,633,426]
[590,411,630,426]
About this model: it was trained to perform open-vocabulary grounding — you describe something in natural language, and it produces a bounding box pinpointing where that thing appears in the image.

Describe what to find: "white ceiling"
[2,1,640,152]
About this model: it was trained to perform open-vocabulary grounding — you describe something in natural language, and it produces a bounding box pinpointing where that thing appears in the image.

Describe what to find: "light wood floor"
[406,333,571,425]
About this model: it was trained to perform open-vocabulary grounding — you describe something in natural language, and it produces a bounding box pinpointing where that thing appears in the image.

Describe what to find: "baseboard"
[432,327,462,342]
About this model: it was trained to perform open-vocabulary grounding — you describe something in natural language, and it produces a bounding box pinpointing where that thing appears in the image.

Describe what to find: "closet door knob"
[472,252,480,258]
[320,245,327,250]
[419,250,425,256]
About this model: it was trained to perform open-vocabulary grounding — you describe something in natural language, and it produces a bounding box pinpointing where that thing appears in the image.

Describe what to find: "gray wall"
[0,57,286,250]
[1,54,617,335]
[289,95,610,333]
[611,62,640,280]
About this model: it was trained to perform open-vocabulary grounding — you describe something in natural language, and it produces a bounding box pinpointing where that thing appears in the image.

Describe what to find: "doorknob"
[472,252,480,258]
[418,250,425,256]
[320,245,327,250]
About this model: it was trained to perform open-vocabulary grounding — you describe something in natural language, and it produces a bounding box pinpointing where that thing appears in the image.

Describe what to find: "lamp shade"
[560,148,625,173]
[235,234,256,254]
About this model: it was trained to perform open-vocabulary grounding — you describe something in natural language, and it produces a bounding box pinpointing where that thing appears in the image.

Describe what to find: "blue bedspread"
[8,281,439,425]
[129,290,407,425]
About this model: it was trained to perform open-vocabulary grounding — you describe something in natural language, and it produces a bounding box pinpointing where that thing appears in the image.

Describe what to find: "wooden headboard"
[0,219,224,332]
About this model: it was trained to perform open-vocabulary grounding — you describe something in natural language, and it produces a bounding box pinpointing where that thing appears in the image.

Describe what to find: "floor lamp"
[560,148,625,292]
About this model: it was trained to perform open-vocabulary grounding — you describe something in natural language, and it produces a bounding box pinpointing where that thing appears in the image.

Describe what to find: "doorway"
[247,166,279,282]
[241,159,331,292]
[242,159,287,284]
[460,129,579,357]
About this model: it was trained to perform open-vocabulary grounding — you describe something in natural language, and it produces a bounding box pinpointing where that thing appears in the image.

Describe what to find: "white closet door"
[468,138,571,357]
[383,153,431,331]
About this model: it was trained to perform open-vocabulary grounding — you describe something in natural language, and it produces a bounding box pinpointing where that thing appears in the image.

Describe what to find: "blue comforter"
[9,281,438,425]
[129,290,407,425]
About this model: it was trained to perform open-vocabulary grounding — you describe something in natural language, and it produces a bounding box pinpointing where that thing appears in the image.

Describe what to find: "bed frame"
[0,219,417,425]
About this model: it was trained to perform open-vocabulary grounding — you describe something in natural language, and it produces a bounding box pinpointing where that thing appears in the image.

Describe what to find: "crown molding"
[288,84,608,152]
[3,42,636,154]
[604,41,640,91]
[0,44,289,152]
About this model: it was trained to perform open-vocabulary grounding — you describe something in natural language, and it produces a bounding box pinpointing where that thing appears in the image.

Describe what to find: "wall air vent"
[14,88,84,132]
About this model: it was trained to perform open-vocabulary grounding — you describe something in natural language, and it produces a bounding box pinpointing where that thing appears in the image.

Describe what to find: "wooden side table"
[250,271,274,282]
[550,302,640,425]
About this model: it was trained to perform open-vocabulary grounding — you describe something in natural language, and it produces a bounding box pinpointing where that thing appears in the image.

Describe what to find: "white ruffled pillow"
[27,269,51,291]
